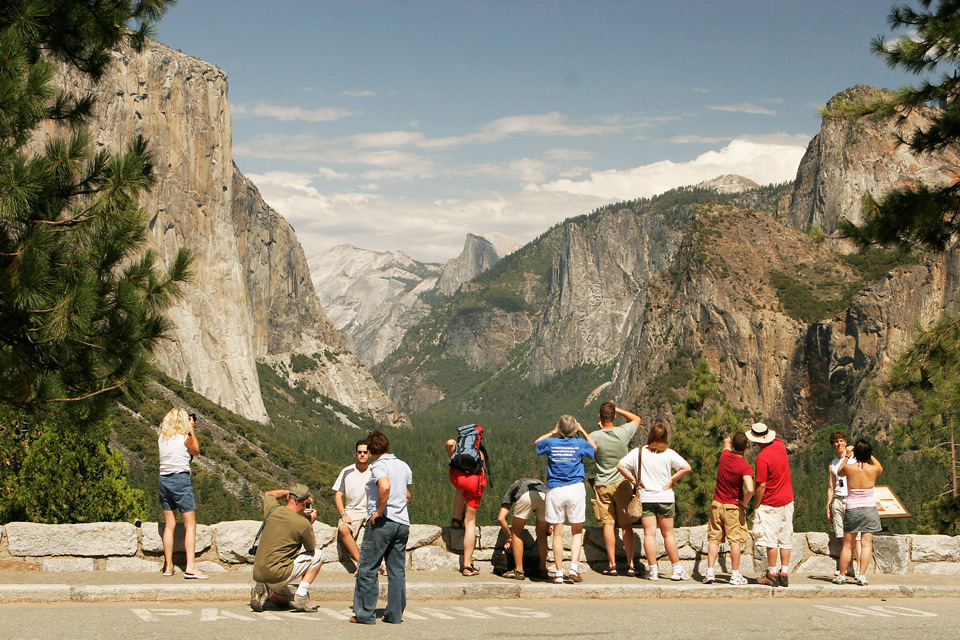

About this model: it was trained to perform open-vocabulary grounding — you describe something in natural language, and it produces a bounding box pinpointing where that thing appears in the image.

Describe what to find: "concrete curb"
[4,581,960,604]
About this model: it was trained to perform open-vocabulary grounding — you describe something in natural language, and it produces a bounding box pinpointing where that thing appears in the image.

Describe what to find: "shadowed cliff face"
[47,41,406,427]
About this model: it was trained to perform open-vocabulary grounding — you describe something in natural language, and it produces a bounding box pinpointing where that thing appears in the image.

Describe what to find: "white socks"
[295,581,311,597]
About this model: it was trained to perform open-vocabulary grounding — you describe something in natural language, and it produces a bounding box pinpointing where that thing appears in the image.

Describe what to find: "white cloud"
[233,103,354,122]
[665,135,733,144]
[243,135,811,262]
[340,90,377,97]
[247,170,608,262]
[534,136,809,200]
[706,103,777,116]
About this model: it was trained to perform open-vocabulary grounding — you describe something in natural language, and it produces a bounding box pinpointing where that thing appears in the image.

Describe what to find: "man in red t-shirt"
[748,422,794,588]
[703,433,754,585]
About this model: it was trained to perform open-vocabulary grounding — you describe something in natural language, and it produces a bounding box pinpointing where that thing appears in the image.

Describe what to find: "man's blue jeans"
[353,517,409,624]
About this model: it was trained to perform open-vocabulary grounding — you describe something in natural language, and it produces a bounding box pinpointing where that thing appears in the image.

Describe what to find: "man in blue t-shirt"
[535,415,596,584]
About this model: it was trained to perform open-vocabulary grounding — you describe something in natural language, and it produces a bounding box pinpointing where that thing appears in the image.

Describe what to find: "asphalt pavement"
[2,567,960,604]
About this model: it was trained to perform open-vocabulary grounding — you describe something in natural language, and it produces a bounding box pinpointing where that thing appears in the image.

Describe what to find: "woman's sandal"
[450,518,464,529]
[625,566,639,577]
[461,566,480,577]
[600,566,619,576]
[502,569,525,580]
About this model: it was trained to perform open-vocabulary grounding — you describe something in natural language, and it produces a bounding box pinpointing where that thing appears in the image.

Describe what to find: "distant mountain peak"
[695,174,761,194]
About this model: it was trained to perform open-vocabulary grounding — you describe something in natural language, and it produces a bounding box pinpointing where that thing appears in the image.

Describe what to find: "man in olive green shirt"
[250,484,323,613]
[588,403,641,575]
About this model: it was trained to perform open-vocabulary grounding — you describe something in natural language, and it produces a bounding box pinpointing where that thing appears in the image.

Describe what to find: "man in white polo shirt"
[333,440,372,565]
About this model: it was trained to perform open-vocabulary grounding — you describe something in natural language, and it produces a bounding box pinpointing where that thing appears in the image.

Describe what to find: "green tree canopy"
[838,0,960,251]
[0,0,187,523]
[671,359,747,526]
[886,313,960,533]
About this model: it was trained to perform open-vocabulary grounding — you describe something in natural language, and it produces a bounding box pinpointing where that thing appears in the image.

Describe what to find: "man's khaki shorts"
[593,479,634,525]
[754,502,794,549]
[266,548,324,596]
[707,500,748,545]
[831,496,846,538]
[339,512,368,540]
[512,488,546,521]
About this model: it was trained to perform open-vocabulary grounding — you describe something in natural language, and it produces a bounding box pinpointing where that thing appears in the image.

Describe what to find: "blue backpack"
[449,424,489,476]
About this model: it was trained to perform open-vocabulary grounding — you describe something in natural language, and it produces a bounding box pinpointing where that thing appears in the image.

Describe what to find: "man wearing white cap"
[746,422,794,588]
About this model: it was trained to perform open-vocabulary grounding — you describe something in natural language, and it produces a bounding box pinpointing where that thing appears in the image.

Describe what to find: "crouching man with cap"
[250,483,324,612]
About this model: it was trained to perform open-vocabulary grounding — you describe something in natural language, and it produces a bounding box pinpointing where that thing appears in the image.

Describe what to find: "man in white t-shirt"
[826,430,859,577]
[333,441,372,564]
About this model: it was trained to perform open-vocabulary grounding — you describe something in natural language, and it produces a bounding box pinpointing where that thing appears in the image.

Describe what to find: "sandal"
[461,566,480,577]
[502,569,525,580]
[183,571,209,580]
[626,566,639,577]
[450,518,464,529]
[601,566,619,576]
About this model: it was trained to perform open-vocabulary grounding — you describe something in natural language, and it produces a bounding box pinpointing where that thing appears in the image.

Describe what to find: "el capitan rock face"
[48,40,405,426]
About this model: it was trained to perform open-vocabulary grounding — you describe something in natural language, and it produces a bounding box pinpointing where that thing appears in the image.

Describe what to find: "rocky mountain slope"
[780,85,960,233]
[375,87,960,443]
[310,232,520,366]
[48,40,406,427]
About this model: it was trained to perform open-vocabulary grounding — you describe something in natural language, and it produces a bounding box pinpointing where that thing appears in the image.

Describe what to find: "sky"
[155,1,912,263]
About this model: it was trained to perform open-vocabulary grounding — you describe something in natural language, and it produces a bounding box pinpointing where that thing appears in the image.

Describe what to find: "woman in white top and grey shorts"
[158,407,206,579]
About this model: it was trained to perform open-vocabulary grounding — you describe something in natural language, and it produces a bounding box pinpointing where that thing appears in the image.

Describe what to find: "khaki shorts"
[339,512,368,540]
[754,502,794,549]
[593,480,634,525]
[831,496,846,538]
[641,502,676,519]
[265,548,324,596]
[513,488,546,521]
[707,500,748,545]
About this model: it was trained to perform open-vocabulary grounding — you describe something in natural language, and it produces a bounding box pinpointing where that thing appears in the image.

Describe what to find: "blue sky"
[156,1,910,263]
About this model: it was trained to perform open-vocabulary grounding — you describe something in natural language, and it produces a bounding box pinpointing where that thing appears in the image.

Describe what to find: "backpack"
[449,424,489,475]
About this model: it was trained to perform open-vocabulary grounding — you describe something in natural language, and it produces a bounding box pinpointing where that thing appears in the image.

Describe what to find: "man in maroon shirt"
[703,433,754,585]
[747,422,794,588]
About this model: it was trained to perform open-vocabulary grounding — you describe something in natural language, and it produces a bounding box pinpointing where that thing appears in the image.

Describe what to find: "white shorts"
[266,548,324,596]
[754,502,794,549]
[545,482,586,525]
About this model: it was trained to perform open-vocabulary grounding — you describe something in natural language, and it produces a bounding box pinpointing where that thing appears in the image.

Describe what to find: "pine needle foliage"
[837,1,960,251]
[670,359,748,526]
[886,313,960,533]
[0,0,187,523]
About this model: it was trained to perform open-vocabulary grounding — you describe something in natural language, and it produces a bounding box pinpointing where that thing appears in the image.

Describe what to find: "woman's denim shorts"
[158,472,196,513]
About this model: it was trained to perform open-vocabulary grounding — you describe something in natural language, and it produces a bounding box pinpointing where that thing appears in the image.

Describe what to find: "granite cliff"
[49,40,406,427]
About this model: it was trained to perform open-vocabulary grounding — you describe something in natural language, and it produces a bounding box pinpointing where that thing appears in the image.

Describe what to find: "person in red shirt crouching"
[747,422,794,588]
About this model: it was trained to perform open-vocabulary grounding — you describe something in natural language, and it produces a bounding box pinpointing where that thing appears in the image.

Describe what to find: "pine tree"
[887,313,960,533]
[0,1,186,523]
[837,1,960,251]
[670,359,746,526]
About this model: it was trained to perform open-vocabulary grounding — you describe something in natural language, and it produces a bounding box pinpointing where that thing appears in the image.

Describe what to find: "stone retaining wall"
[1,521,957,576]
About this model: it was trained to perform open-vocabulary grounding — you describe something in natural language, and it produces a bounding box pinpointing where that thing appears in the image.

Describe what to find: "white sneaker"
[856,574,869,586]
[647,566,659,581]
[671,566,690,581]
[702,570,716,584]
[832,575,847,585]
[729,572,748,586]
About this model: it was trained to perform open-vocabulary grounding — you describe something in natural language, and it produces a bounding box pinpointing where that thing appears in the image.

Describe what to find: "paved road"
[2,597,956,640]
